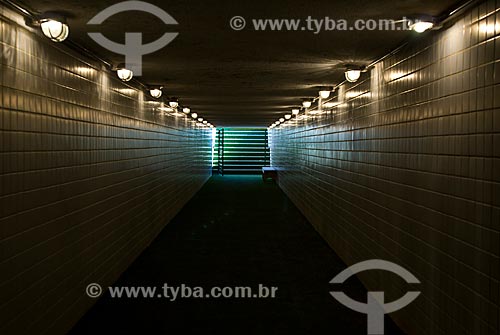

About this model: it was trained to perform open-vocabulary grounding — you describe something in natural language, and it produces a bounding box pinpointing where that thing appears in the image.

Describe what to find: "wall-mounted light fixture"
[345,67,363,83]
[302,99,312,108]
[149,87,162,99]
[198,118,203,122]
[319,87,333,99]
[37,13,69,42]
[285,114,292,120]
[319,90,330,99]
[410,16,435,33]
[279,118,285,123]
[169,98,179,108]
[292,109,300,115]
[182,107,191,114]
[116,64,133,82]
[191,113,198,119]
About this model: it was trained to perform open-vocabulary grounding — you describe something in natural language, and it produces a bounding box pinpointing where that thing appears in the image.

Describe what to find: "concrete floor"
[70,175,404,334]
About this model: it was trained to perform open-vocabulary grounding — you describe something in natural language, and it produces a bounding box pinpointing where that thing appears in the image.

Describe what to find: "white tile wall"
[270,0,500,334]
[0,5,212,335]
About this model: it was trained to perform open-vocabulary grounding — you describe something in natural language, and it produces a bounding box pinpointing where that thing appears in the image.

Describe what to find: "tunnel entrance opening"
[214,128,270,175]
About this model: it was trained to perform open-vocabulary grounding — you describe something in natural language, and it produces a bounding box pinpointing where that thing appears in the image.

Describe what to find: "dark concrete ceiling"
[20,0,460,126]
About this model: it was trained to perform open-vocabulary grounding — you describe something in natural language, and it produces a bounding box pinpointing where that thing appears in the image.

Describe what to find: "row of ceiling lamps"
[269,17,438,130]
[268,67,365,129]
[28,13,214,128]
[29,12,437,131]
[34,13,437,44]
[155,93,215,128]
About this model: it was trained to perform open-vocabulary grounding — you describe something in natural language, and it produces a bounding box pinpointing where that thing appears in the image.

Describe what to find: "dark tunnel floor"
[70,175,404,335]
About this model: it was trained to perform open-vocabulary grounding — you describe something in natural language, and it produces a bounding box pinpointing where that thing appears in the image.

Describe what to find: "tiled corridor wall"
[0,6,212,335]
[270,1,500,334]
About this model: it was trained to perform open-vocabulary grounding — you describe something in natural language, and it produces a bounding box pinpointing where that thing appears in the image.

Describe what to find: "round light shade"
[345,69,361,83]
[40,19,69,42]
[169,100,179,108]
[411,21,434,33]
[279,118,285,122]
[191,113,198,119]
[285,114,292,120]
[182,107,191,114]
[302,100,312,108]
[198,118,203,122]
[292,109,300,115]
[150,88,162,99]
[117,68,133,82]
[203,120,208,124]
[275,121,280,125]
[319,90,331,99]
